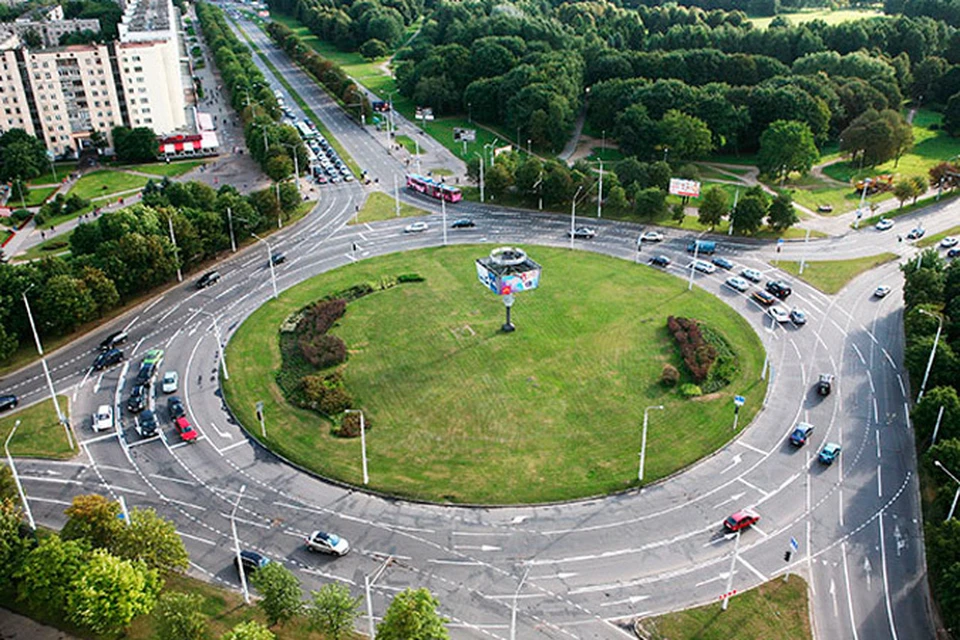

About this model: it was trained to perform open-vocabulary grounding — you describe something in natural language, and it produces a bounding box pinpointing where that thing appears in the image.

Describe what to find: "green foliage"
[912,387,960,447]
[251,561,303,626]
[66,548,161,635]
[0,498,30,587]
[0,465,16,502]
[659,109,714,161]
[757,120,819,181]
[679,383,703,397]
[0,129,49,182]
[112,126,159,163]
[220,620,276,640]
[699,323,740,394]
[112,507,189,574]
[732,190,768,235]
[839,109,914,168]
[156,591,209,640]
[61,494,122,550]
[698,186,728,229]
[307,582,362,639]
[16,535,89,615]
[767,192,799,232]
[377,587,449,640]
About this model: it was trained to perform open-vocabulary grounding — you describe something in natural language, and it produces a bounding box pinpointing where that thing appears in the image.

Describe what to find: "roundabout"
[224,245,767,504]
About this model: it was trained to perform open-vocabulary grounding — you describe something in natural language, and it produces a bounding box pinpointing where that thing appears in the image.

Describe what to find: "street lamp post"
[570,185,584,250]
[21,286,72,450]
[167,214,183,282]
[722,530,741,611]
[226,206,237,252]
[193,309,229,380]
[344,409,368,484]
[934,460,960,521]
[597,159,603,218]
[251,232,278,300]
[230,485,250,604]
[474,152,485,203]
[510,567,530,640]
[638,405,664,482]
[5,420,35,531]
[281,142,301,197]
[917,309,943,403]
[441,196,447,246]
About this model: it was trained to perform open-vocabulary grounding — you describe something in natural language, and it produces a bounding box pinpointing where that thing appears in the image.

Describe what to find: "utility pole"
[476,153,485,203]
[597,159,603,218]
[570,185,583,250]
[227,206,237,252]
[394,175,400,217]
[5,420,35,531]
[230,485,250,604]
[441,196,447,246]
[22,288,71,450]
[167,215,182,282]
[251,232,278,300]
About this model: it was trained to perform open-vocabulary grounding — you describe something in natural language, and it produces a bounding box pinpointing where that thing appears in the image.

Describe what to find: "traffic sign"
[790,537,799,552]
[734,395,745,407]
[777,238,784,245]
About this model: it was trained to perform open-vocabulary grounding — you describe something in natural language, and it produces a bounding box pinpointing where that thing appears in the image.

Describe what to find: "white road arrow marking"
[720,454,742,474]
[830,578,839,617]
[452,545,501,552]
[712,492,746,509]
[599,595,650,608]
[510,515,528,524]
[209,422,233,439]
[864,557,873,591]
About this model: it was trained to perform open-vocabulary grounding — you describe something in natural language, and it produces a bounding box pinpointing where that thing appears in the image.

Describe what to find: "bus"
[296,121,316,140]
[406,174,462,203]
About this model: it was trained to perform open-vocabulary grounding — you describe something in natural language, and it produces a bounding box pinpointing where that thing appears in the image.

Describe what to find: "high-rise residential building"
[0,0,186,157]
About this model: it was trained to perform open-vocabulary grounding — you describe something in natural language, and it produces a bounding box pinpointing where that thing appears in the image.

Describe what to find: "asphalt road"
[1,7,957,639]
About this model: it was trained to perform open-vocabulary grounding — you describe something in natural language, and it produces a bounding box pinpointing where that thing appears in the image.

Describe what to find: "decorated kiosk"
[475,247,542,332]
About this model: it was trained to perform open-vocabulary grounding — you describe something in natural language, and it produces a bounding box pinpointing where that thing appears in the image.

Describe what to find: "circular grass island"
[223,245,767,504]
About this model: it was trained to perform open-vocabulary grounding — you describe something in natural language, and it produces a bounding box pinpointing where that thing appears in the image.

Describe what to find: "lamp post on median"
[21,284,72,450]
[934,460,960,521]
[280,142,301,197]
[638,405,664,482]
[474,152,485,203]
[916,308,943,403]
[5,420,35,531]
[250,232,278,300]
[570,185,584,250]
[344,409,368,484]
[230,485,249,604]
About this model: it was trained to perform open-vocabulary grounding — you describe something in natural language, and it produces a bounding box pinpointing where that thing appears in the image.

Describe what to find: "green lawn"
[637,575,811,640]
[349,191,428,224]
[784,176,890,217]
[223,245,767,504]
[131,160,206,177]
[13,231,73,262]
[0,395,74,459]
[777,252,899,294]
[861,190,960,227]
[395,134,418,154]
[69,170,150,201]
[28,162,76,187]
[586,147,626,163]
[18,186,57,208]
[750,7,882,28]
[918,224,960,248]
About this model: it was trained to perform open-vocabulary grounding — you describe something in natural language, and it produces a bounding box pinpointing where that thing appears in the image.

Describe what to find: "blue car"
[819,443,841,464]
[789,422,814,446]
[712,256,734,270]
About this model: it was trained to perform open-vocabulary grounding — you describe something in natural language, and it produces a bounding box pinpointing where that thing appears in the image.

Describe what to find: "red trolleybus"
[406,174,462,203]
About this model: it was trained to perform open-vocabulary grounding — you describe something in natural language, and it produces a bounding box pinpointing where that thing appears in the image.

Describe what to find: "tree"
[894,179,919,209]
[605,185,629,212]
[912,386,960,447]
[839,109,912,167]
[61,494,121,550]
[658,109,714,161]
[156,591,208,640]
[910,175,927,203]
[767,192,798,232]
[633,186,667,220]
[0,465,16,502]
[66,549,161,635]
[111,507,189,574]
[252,561,302,626]
[905,337,957,392]
[307,582,361,639]
[16,535,89,615]
[265,155,293,182]
[945,92,960,136]
[221,620,276,640]
[0,129,48,181]
[732,193,767,235]
[484,163,514,200]
[670,202,686,223]
[377,588,449,640]
[37,274,96,335]
[757,120,819,181]
[698,186,728,229]
[112,126,158,162]
[0,499,30,586]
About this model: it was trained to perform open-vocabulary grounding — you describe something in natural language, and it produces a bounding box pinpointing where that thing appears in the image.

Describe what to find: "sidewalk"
[0,608,78,639]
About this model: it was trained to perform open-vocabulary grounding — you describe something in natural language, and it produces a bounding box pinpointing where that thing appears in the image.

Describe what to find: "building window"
[144,117,152,123]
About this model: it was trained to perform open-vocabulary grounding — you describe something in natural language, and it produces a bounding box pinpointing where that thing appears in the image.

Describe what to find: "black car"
[270,252,286,266]
[236,550,271,574]
[126,385,147,413]
[712,256,734,270]
[949,248,960,258]
[93,348,124,371]
[816,374,834,396]
[451,218,475,228]
[99,330,129,351]
[138,410,159,437]
[196,271,221,289]
[765,280,792,300]
[0,395,18,412]
[168,396,186,420]
[135,362,156,386]
[650,255,671,267]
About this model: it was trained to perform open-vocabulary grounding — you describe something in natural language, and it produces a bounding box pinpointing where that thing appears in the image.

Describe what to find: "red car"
[724,508,760,532]
[175,416,197,442]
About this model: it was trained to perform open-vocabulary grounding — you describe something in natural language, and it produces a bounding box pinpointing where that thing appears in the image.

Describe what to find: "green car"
[142,348,164,366]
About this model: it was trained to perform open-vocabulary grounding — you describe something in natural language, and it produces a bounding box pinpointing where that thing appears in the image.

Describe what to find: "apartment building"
[0,0,185,157]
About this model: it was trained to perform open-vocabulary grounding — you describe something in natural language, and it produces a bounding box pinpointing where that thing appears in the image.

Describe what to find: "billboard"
[453,128,476,142]
[476,250,542,296]
[499,269,540,294]
[476,260,499,294]
[493,145,512,158]
[669,178,701,198]
[415,107,435,121]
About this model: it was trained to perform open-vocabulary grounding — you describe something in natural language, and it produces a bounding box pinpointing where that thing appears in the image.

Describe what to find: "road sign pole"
[722,530,741,611]
[733,396,745,430]
[256,401,265,439]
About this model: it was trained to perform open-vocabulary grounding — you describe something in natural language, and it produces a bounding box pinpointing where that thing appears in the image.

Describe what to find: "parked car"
[196,271,221,289]
[751,290,777,306]
[816,374,834,396]
[941,237,958,248]
[819,442,842,465]
[451,218,475,228]
[724,277,749,292]
[404,221,429,233]
[724,508,760,532]
[99,330,129,351]
[949,248,960,258]
[168,396,186,420]
[92,405,113,432]
[304,530,350,556]
[650,255,671,268]
[640,231,664,243]
[769,306,790,323]
[161,371,179,394]
[789,422,815,446]
[236,550,270,575]
[789,308,807,325]
[765,280,792,299]
[712,256,734,270]
[138,410,159,437]
[875,218,894,231]
[568,226,597,239]
[0,395,18,412]
[874,285,892,298]
[741,268,763,283]
[907,227,926,239]
[691,259,717,274]
[174,416,198,442]
[93,348,124,371]
[126,385,147,413]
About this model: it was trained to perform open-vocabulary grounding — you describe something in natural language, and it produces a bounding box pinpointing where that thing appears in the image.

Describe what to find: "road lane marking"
[866,370,875,393]
[599,595,650,607]
[876,430,881,459]
[737,477,770,497]
[738,556,767,582]
[851,343,865,364]
[218,440,248,454]
[879,512,900,640]
[150,473,194,486]
[735,440,765,455]
[877,465,883,497]
[178,531,216,545]
[897,374,906,397]
[841,542,860,640]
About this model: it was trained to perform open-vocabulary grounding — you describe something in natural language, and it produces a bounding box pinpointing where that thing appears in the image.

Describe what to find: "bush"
[10,209,31,224]
[679,383,702,397]
[660,364,680,386]
[397,273,425,283]
[699,323,739,393]
[667,316,718,383]
[337,411,371,438]
[299,333,347,369]
[359,38,388,59]
[300,372,353,415]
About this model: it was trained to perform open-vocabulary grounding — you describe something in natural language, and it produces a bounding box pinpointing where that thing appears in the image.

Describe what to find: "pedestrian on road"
[40,231,45,240]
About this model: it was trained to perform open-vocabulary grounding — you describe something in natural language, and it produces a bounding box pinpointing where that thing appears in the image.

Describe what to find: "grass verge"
[28,162,77,187]
[16,186,58,208]
[349,191,427,224]
[776,252,899,295]
[636,574,811,640]
[132,160,207,177]
[12,231,73,262]
[0,395,74,459]
[223,245,767,504]
[68,170,150,202]
[860,190,960,227]
[917,224,960,248]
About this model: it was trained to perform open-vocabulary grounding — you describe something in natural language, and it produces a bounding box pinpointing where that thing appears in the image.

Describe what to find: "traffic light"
[784,551,792,562]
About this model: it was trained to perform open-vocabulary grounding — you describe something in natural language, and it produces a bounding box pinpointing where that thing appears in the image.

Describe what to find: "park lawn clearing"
[16,186,58,208]
[350,191,428,224]
[750,7,881,28]
[27,162,76,187]
[13,231,73,262]
[224,245,767,504]
[636,574,811,640]
[0,395,73,459]
[69,169,150,201]
[918,224,960,248]
[777,252,899,295]
[131,160,206,177]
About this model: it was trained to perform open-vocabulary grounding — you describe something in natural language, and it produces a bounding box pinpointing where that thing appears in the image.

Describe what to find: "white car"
[639,231,664,243]
[725,276,749,292]
[768,306,790,323]
[875,218,894,231]
[874,285,892,298]
[568,226,597,239]
[161,371,179,394]
[941,237,959,248]
[691,259,717,274]
[304,530,350,556]
[404,221,429,233]
[92,405,113,432]
[741,268,763,283]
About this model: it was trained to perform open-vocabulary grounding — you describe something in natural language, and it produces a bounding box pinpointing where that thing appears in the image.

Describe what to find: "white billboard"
[669,178,701,198]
